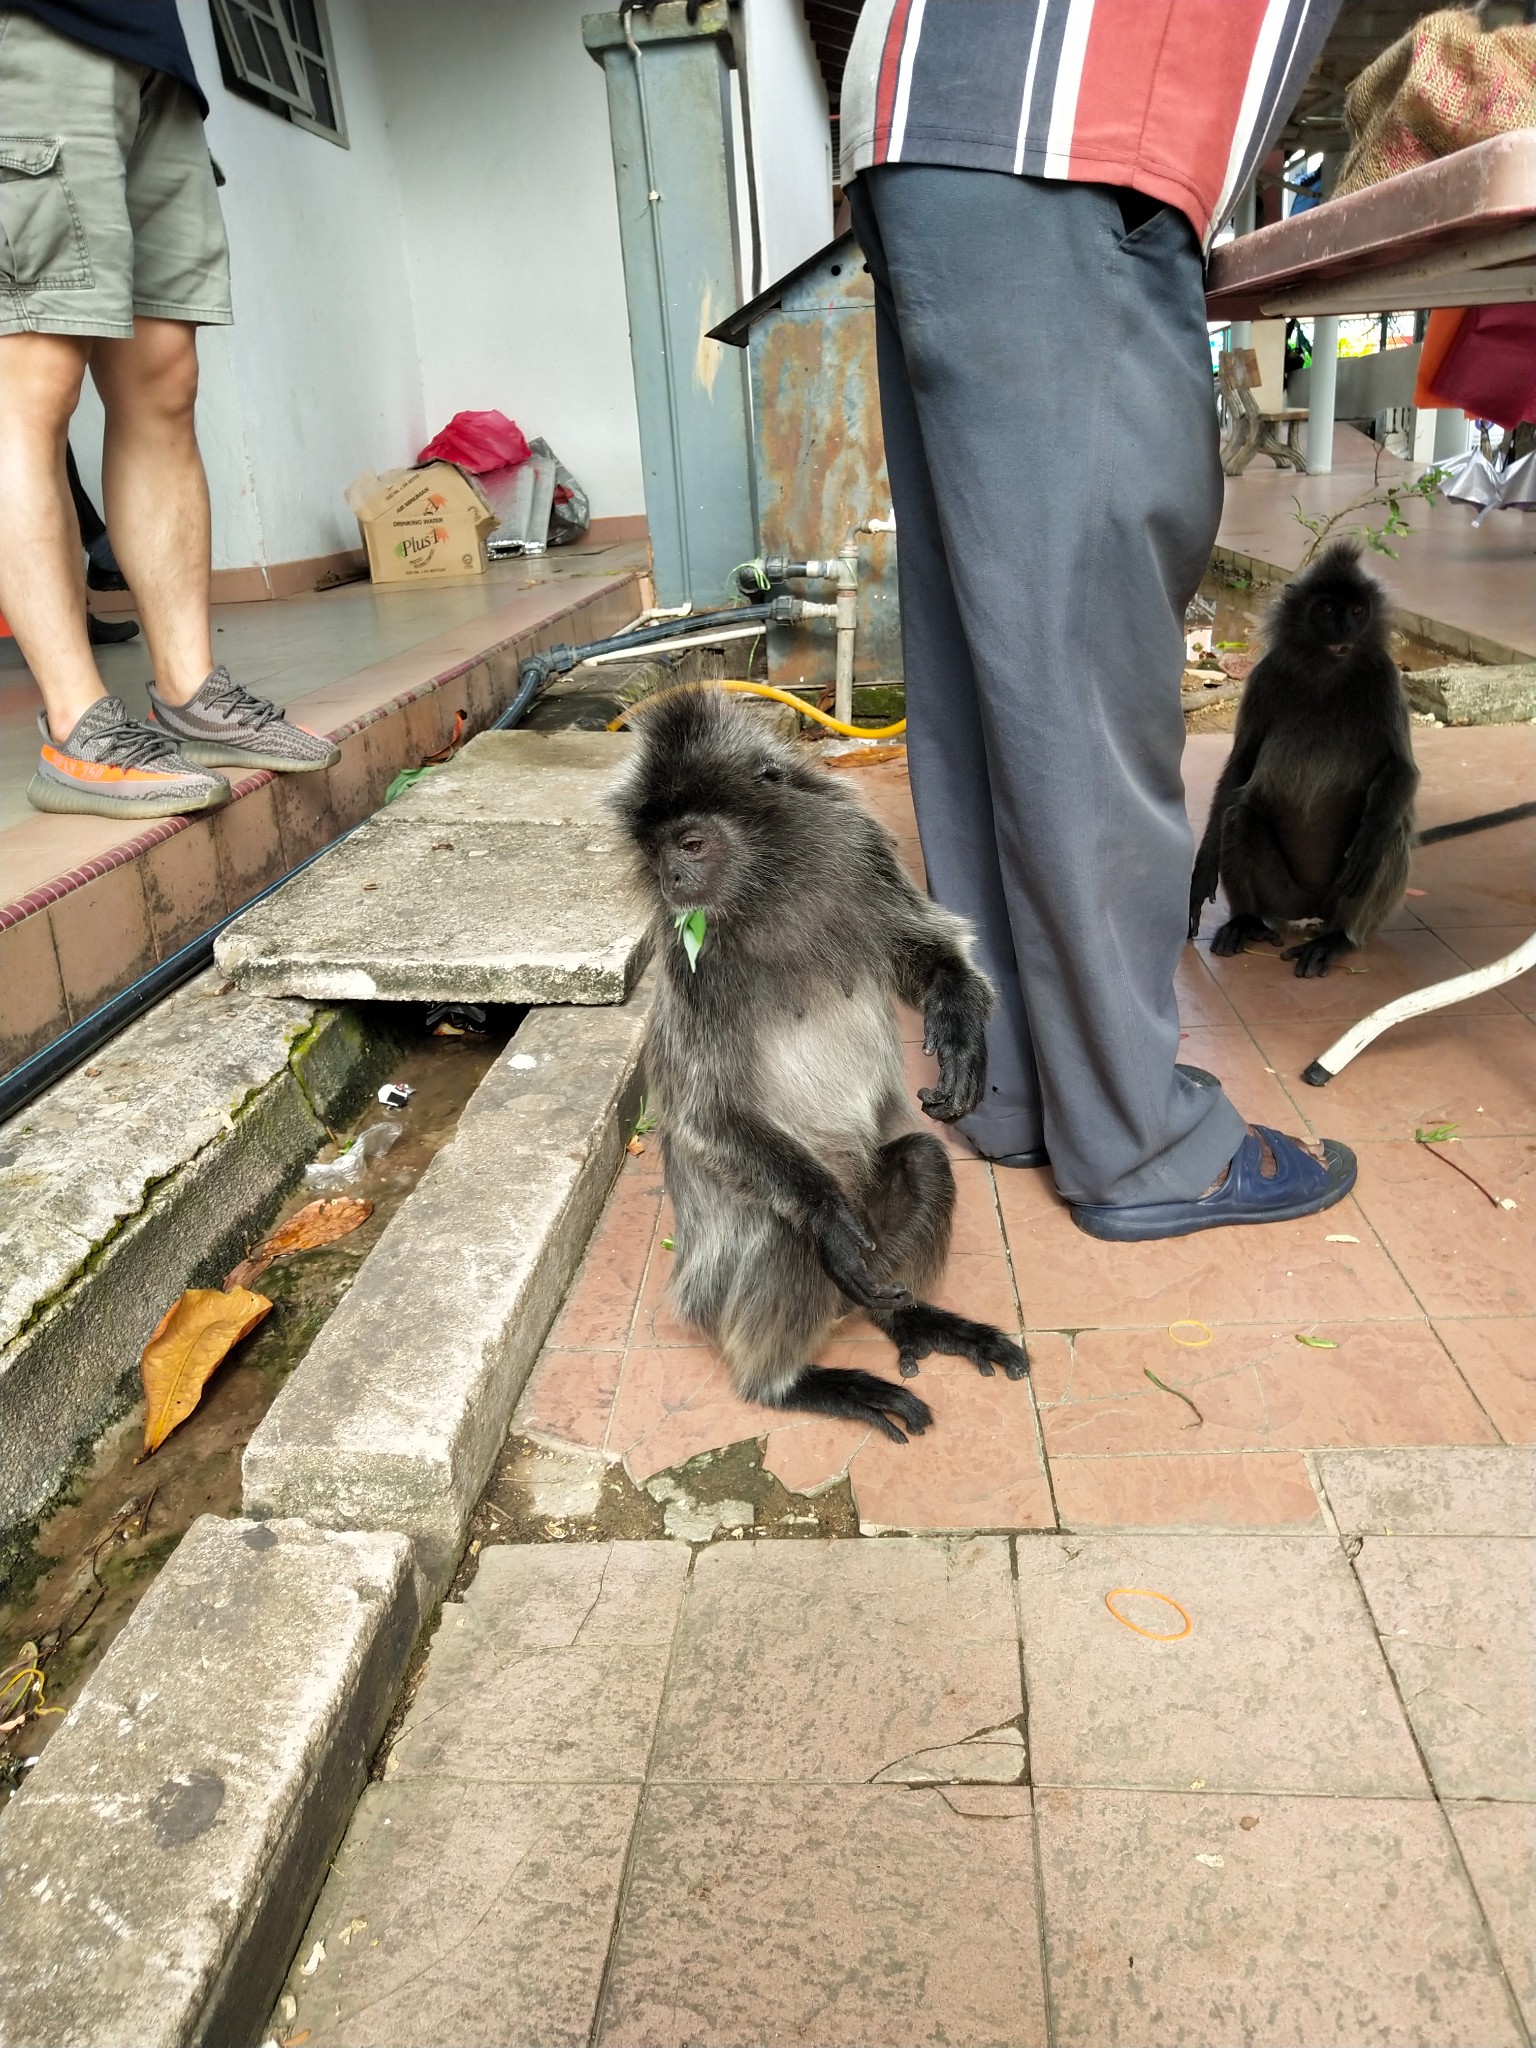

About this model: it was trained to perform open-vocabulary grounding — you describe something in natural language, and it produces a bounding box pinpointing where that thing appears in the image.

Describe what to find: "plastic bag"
[531,438,590,547]
[417,409,530,475]
[304,1121,400,1189]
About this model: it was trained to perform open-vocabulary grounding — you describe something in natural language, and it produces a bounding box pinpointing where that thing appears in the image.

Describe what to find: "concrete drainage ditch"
[0,973,651,2048]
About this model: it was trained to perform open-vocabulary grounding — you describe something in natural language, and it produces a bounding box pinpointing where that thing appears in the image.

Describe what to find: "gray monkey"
[1190,541,1419,978]
[609,687,1028,1444]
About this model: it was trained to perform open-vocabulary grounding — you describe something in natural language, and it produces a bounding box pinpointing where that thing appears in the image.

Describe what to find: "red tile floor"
[516,725,1535,1534]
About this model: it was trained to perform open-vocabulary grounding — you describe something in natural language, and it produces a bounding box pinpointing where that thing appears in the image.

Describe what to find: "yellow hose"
[606,678,906,739]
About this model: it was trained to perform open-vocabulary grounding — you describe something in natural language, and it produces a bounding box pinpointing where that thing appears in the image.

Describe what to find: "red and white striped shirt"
[840,0,1343,246]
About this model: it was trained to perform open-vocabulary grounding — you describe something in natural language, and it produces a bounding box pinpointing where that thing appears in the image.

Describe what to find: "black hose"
[495,600,786,731]
[1417,800,1536,847]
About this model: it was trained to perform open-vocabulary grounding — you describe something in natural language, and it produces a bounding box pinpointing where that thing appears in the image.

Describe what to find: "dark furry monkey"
[610,688,1028,1444]
[1189,540,1418,977]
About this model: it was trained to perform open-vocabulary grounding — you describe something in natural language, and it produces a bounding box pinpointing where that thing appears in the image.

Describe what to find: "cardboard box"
[344,463,497,584]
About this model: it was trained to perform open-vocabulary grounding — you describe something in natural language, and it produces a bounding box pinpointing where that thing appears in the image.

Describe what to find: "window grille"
[210,0,347,146]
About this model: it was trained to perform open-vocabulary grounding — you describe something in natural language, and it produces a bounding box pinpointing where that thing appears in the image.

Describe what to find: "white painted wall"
[739,0,833,288]
[365,0,646,520]
[75,0,426,570]
[72,0,836,564]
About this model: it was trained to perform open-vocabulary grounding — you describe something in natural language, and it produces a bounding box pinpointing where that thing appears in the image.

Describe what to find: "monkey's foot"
[1282,930,1353,978]
[776,1365,934,1445]
[876,1301,1029,1382]
[1210,914,1277,957]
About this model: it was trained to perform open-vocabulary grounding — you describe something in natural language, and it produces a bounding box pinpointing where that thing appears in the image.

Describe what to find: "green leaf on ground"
[1295,1333,1339,1349]
[1414,1122,1458,1145]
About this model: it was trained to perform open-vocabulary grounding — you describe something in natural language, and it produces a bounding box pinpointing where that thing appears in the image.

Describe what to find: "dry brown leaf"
[141,1288,271,1454]
[223,1197,372,1288]
[821,745,907,771]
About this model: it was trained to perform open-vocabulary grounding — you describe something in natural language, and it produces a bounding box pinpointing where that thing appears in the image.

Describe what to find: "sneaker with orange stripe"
[27,697,230,819]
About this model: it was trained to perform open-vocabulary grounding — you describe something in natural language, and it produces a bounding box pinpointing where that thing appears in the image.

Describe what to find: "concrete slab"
[1447,1800,1536,2032]
[385,1542,688,1784]
[1015,1532,1429,1796]
[1405,663,1536,727]
[0,1515,418,2048]
[599,1784,1048,2048]
[1353,1535,1534,1801]
[242,988,650,1588]
[272,1780,641,2048]
[214,817,648,1006]
[373,727,636,829]
[649,1537,1021,1783]
[1035,1788,1524,2048]
[0,979,382,1538]
[1316,1446,1536,1537]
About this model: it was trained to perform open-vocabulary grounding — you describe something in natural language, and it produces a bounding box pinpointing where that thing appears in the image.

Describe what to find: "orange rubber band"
[1167,1320,1213,1347]
[1104,1587,1193,1641]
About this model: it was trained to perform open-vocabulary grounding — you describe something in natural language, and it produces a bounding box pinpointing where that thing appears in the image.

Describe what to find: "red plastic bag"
[416,409,530,475]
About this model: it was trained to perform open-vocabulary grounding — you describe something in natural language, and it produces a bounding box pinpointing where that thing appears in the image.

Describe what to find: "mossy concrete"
[1404,663,1536,727]
[0,1515,418,2048]
[0,979,386,1540]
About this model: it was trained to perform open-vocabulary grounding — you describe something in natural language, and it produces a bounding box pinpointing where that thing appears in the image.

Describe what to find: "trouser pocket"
[0,135,92,287]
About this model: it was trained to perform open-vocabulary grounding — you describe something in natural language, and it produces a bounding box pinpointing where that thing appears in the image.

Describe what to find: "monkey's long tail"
[607,679,907,741]
[1417,800,1535,847]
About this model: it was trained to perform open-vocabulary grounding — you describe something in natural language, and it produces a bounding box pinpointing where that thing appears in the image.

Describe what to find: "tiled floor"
[276,725,1534,2048]
[280,1522,1533,2047]
[1216,425,1535,660]
[515,727,1534,1540]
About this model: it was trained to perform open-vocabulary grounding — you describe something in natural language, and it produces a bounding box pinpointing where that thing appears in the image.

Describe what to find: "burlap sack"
[1336,7,1536,196]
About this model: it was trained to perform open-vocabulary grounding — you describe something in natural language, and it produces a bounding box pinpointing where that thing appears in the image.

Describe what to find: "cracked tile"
[1434,1318,1536,1444]
[1352,1535,1534,1801]
[1315,1445,1536,1536]
[597,1785,1046,2048]
[650,1537,1020,1782]
[387,1543,688,1783]
[1447,1799,1536,2031]
[1036,1788,1523,2048]
[1016,1533,1426,1795]
[275,1780,636,2048]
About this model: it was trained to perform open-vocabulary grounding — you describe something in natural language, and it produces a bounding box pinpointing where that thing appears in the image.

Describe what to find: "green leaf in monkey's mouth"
[674,907,707,972]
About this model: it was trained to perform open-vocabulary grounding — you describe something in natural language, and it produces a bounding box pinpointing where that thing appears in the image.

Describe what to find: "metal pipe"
[834,543,858,726]
[623,8,693,590]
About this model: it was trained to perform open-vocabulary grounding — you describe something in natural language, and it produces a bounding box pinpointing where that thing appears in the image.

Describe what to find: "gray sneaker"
[148,666,341,773]
[27,697,230,819]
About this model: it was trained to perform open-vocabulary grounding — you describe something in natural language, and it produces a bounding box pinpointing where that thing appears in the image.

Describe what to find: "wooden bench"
[1218,346,1309,476]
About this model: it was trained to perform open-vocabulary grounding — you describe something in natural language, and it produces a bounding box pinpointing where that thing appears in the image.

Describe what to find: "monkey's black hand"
[919,1022,986,1123]
[809,1198,911,1312]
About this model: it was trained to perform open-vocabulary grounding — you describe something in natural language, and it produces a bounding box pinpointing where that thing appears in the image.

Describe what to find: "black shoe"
[86,558,129,593]
[87,612,139,645]
[983,1064,1222,1170]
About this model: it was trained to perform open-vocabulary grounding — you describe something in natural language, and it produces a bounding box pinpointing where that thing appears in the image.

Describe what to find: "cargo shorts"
[0,8,231,339]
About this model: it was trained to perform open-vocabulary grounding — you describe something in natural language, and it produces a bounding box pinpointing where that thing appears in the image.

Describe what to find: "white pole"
[1230,184,1257,351]
[1308,315,1339,474]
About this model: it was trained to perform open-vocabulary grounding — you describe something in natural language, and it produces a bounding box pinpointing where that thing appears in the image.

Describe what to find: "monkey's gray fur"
[1190,540,1418,978]
[609,688,1029,1443]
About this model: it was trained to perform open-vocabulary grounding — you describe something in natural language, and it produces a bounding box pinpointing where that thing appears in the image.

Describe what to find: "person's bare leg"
[91,316,214,706]
[0,333,105,742]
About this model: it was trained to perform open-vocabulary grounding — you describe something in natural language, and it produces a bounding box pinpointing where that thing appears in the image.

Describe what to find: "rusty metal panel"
[748,245,901,686]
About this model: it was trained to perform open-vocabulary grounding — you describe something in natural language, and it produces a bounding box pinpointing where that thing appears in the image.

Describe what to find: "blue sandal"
[1071,1124,1357,1242]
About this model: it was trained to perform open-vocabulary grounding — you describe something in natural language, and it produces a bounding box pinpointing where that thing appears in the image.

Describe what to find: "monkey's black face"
[1307,593,1372,658]
[651,812,741,913]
